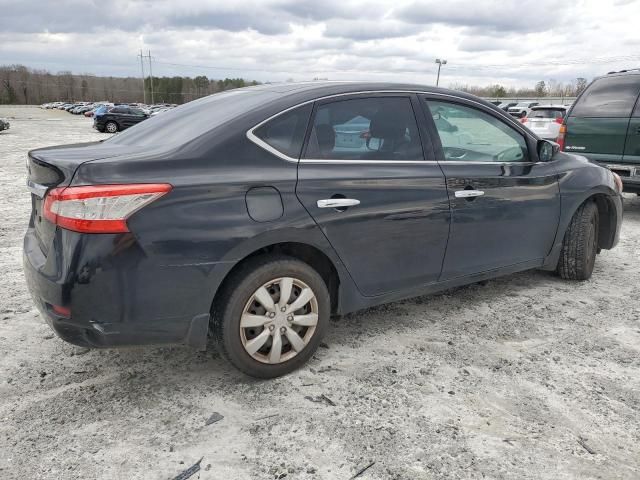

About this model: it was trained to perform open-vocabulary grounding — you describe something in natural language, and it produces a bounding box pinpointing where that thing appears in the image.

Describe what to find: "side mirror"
[538,139,559,162]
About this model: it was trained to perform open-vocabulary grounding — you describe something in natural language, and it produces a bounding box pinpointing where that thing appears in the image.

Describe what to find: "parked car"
[560,69,640,193]
[497,101,518,111]
[508,102,539,118]
[84,103,111,117]
[24,82,623,378]
[521,105,567,141]
[93,106,148,133]
[0,118,9,132]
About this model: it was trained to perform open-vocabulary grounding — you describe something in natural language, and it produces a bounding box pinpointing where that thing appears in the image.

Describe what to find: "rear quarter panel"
[71,130,355,318]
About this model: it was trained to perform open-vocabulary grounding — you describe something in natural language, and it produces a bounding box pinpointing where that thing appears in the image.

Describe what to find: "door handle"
[636,126,640,134]
[317,198,360,209]
[454,190,485,198]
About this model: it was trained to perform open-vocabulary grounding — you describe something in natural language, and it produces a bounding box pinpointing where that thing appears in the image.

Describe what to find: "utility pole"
[435,58,447,87]
[148,50,155,104]
[138,50,146,104]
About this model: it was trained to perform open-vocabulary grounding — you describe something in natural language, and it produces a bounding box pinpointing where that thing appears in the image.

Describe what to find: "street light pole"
[435,58,447,87]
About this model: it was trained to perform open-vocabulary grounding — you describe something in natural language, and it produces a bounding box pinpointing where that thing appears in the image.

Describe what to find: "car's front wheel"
[105,121,118,133]
[212,256,330,378]
[557,201,599,280]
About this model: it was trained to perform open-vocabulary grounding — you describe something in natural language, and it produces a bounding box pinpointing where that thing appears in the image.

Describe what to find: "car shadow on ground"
[69,269,559,391]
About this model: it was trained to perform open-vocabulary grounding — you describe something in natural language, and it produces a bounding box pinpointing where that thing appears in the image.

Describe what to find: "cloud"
[394,0,569,33]
[0,0,638,88]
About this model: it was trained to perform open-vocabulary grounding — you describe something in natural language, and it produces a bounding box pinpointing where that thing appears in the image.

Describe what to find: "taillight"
[43,183,172,233]
[554,117,563,124]
[520,117,528,124]
[557,123,567,151]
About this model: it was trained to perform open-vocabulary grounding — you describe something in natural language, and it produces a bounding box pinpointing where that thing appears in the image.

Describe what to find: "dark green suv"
[561,70,640,193]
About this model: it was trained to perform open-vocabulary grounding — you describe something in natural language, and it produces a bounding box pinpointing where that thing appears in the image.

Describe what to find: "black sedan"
[24,82,623,378]
[94,105,149,133]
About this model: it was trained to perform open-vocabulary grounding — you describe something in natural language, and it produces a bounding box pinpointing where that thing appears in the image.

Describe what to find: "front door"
[296,94,450,296]
[421,96,561,280]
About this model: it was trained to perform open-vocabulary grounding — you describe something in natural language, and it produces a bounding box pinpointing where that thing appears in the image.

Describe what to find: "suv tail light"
[555,117,564,124]
[520,117,528,124]
[557,123,567,151]
[43,184,172,233]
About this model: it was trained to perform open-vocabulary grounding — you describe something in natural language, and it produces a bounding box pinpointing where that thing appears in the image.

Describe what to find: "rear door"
[421,96,560,280]
[295,93,451,296]
[564,75,640,163]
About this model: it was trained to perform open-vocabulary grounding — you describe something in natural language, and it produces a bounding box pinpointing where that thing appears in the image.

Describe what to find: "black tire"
[557,201,599,280]
[212,255,330,378]
[105,121,118,133]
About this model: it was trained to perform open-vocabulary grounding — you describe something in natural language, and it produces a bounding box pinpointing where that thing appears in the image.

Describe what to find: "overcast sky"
[1,0,639,87]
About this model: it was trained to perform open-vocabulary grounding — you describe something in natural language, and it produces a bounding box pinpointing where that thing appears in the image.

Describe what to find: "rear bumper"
[23,226,213,349]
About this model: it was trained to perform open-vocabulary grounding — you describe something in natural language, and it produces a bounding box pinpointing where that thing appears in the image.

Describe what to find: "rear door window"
[571,76,640,117]
[303,96,424,161]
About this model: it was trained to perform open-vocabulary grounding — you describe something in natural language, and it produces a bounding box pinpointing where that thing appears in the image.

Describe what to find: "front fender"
[542,154,622,269]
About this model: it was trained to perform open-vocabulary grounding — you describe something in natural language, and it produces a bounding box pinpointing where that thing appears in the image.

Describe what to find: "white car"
[521,105,567,141]
[507,102,539,118]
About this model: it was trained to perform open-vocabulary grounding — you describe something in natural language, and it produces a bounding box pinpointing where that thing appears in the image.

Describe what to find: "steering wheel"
[494,146,524,162]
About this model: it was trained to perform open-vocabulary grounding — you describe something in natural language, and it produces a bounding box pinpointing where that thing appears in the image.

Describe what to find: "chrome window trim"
[246,89,538,165]
[300,159,432,165]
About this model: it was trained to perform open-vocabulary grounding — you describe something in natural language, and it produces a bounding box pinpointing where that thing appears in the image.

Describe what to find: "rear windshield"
[105,88,280,147]
[530,108,565,119]
[571,75,640,117]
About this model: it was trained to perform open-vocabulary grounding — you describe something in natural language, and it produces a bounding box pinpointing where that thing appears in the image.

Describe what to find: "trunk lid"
[564,116,629,162]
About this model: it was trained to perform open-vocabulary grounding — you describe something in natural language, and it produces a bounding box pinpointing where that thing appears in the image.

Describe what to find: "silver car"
[521,105,567,141]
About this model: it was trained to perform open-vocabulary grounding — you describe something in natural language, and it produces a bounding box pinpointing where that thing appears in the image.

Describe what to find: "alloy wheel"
[240,277,319,364]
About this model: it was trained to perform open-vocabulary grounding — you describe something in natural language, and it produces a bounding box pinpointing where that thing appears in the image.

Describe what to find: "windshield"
[105,88,280,147]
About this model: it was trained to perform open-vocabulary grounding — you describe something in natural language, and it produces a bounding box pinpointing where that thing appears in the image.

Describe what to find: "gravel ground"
[0,106,639,480]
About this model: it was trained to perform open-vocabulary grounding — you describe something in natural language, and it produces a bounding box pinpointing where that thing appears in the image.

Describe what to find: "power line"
[148,50,154,104]
[137,50,146,104]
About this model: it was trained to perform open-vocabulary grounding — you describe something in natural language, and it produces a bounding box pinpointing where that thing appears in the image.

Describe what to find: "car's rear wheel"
[105,121,118,133]
[212,256,330,378]
[557,201,599,280]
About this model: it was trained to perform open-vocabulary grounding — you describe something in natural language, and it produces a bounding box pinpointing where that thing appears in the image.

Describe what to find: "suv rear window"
[530,108,565,119]
[571,75,640,117]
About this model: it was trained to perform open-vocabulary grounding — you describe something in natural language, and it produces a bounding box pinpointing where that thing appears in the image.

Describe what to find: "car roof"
[531,104,567,109]
[241,80,481,100]
[603,69,640,78]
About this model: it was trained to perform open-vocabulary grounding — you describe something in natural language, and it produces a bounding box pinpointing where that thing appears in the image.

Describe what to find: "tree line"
[1,64,591,105]
[0,64,259,105]
[453,78,589,99]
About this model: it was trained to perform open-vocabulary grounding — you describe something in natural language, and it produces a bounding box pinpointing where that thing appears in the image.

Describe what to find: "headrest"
[369,108,407,139]
[315,124,335,153]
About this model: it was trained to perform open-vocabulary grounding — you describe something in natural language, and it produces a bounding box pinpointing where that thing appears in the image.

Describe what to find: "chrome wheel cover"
[240,277,319,364]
